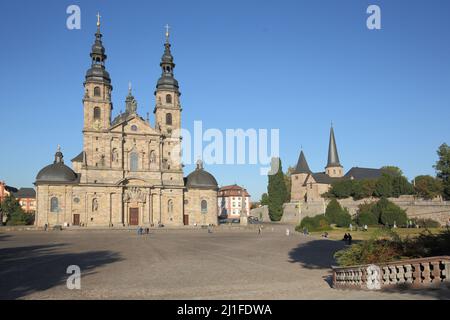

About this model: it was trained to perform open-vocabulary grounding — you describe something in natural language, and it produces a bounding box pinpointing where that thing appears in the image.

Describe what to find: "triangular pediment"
[110,114,158,135]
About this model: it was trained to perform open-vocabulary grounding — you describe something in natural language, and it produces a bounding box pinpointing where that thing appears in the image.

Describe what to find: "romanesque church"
[291,126,383,202]
[34,19,218,227]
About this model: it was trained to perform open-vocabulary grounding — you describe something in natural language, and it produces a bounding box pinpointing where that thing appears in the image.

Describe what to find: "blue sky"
[0,0,449,200]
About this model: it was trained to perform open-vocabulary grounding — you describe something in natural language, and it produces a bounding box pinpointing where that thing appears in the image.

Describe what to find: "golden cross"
[165,24,170,42]
[96,12,101,27]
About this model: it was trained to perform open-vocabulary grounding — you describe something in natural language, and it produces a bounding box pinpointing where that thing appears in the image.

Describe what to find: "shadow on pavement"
[381,283,450,300]
[0,243,122,299]
[288,238,346,269]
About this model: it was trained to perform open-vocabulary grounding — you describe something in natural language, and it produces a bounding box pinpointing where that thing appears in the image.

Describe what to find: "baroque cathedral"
[34,19,219,227]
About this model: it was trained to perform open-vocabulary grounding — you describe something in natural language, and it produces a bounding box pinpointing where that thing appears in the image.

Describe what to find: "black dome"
[186,162,218,190]
[35,148,78,184]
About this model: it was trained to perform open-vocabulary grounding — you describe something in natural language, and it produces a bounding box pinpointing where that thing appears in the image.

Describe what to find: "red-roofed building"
[218,184,251,219]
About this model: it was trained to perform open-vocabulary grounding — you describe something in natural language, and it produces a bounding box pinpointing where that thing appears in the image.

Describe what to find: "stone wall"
[283,195,450,226]
[249,205,271,222]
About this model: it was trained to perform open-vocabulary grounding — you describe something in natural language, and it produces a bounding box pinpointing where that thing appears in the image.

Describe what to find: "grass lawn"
[310,226,444,241]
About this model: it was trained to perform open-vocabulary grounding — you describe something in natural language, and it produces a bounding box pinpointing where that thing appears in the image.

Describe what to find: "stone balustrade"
[332,256,450,290]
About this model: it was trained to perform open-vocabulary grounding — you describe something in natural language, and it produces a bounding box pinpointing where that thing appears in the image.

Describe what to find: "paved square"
[0,227,448,299]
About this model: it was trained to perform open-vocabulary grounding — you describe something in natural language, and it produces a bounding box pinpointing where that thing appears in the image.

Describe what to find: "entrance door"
[183,214,189,226]
[73,214,80,226]
[129,208,139,225]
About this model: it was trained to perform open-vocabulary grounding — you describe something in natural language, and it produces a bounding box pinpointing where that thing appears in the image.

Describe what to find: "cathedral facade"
[34,21,218,228]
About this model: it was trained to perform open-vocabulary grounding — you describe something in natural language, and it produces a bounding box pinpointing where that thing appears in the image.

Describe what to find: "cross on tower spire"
[96,12,101,27]
[165,24,170,43]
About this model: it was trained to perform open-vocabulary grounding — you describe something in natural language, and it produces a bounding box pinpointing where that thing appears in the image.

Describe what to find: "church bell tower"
[83,14,113,132]
[154,25,182,172]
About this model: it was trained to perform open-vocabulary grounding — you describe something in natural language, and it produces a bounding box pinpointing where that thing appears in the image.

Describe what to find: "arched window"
[93,107,101,120]
[201,200,207,213]
[94,86,101,97]
[168,199,174,214]
[130,152,138,171]
[166,113,172,125]
[50,197,59,213]
[166,94,172,104]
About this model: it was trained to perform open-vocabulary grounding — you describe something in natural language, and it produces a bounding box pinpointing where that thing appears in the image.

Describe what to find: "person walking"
[348,233,353,245]
[258,225,262,235]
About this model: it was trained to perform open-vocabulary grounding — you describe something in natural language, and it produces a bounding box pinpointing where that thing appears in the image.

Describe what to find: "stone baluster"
[412,263,421,284]
[443,261,450,282]
[431,261,441,283]
[389,266,397,285]
[404,264,413,284]
[396,265,405,284]
[422,263,431,284]
[382,266,390,285]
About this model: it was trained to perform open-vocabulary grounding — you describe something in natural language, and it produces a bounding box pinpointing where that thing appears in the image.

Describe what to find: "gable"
[110,115,159,135]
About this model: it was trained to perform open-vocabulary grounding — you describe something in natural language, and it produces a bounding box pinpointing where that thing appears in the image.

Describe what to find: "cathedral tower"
[83,14,112,132]
[154,26,182,173]
[325,125,343,178]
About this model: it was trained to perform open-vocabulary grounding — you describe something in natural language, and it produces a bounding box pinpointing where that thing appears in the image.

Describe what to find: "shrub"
[334,229,403,266]
[335,229,450,266]
[414,218,441,228]
[296,215,331,232]
[379,203,407,227]
[355,202,378,226]
[6,210,33,226]
[325,199,352,227]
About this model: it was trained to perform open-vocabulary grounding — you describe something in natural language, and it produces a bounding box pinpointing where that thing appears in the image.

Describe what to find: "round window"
[73,197,80,204]
[131,125,138,132]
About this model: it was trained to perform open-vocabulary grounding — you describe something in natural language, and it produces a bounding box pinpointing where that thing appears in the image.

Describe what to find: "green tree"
[374,174,393,198]
[355,202,378,226]
[381,166,403,177]
[372,197,407,226]
[328,180,353,199]
[284,166,295,203]
[260,193,269,206]
[0,195,29,226]
[325,199,352,227]
[434,143,450,200]
[414,175,444,200]
[267,158,288,221]
[391,176,414,197]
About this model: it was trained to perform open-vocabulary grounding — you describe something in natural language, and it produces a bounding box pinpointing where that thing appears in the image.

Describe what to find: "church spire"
[85,13,111,85]
[327,125,341,167]
[325,124,343,178]
[155,25,179,94]
[294,150,312,174]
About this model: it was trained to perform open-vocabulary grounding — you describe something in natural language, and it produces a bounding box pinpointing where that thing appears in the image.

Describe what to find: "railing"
[332,256,450,290]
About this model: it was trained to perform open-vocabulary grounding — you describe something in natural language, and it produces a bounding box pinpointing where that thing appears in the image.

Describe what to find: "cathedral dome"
[35,147,78,184]
[186,161,218,190]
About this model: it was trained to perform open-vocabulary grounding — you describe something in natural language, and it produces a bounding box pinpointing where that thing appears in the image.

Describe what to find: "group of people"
[343,233,353,245]
[137,227,150,235]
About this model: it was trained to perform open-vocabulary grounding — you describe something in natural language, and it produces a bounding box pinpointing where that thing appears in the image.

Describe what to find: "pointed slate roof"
[327,125,341,167]
[294,150,312,174]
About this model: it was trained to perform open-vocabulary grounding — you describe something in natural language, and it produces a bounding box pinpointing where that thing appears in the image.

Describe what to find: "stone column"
[148,191,153,225]
[109,192,112,227]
